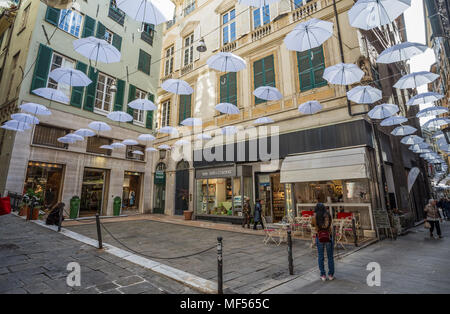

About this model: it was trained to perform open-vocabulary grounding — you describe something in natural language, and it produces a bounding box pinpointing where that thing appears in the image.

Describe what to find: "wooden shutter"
[83,66,98,112]
[82,15,96,38]
[30,44,53,92]
[96,22,106,40]
[127,84,136,123]
[179,94,191,124]
[146,93,154,129]
[112,34,122,52]
[220,73,237,106]
[138,50,151,75]
[70,61,88,108]
[45,7,60,26]
[297,46,326,92]
[113,79,125,111]
[254,55,275,104]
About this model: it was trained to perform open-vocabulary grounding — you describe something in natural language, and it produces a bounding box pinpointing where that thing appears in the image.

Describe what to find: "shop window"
[297,46,327,92]
[123,171,142,213]
[33,124,69,149]
[219,72,237,106]
[126,145,145,161]
[24,162,64,208]
[253,54,275,104]
[86,136,112,156]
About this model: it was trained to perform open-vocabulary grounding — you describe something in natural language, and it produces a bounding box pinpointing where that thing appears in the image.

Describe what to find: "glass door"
[80,168,106,217]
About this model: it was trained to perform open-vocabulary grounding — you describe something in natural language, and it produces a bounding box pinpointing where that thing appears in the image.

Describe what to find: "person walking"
[253,199,264,230]
[242,197,251,229]
[424,199,443,239]
[311,203,335,281]
[443,198,450,221]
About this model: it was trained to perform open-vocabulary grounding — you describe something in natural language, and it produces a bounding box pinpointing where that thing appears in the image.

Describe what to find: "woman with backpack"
[311,203,335,281]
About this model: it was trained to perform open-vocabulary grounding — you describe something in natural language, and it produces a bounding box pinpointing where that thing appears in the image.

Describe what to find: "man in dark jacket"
[253,199,264,230]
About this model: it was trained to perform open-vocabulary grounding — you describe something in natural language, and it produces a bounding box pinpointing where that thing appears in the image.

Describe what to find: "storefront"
[80,168,108,217]
[153,162,166,214]
[194,165,253,224]
[255,172,286,223]
[175,161,190,215]
[122,171,142,214]
[24,161,64,208]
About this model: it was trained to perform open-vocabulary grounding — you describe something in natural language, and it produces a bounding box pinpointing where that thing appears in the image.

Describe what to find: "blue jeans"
[316,237,335,277]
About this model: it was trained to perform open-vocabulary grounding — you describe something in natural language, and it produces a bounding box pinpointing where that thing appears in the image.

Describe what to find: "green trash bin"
[69,196,80,219]
[113,197,122,216]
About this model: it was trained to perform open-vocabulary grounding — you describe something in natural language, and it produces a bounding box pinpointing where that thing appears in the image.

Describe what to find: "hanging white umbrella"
[32,87,69,104]
[284,18,333,52]
[348,0,411,30]
[347,85,382,104]
[132,150,144,155]
[57,136,76,144]
[391,125,417,136]
[49,68,92,87]
[181,118,202,127]
[367,103,399,119]
[253,86,282,101]
[122,139,139,146]
[406,92,444,106]
[222,126,238,135]
[322,63,364,85]
[298,101,322,114]
[107,111,133,123]
[196,133,212,140]
[111,142,126,149]
[423,117,450,129]
[74,128,96,137]
[158,144,171,150]
[146,147,158,152]
[1,120,31,132]
[409,143,430,151]
[400,135,424,145]
[88,121,111,133]
[161,79,193,95]
[73,36,121,66]
[380,115,407,126]
[175,139,190,146]
[65,133,84,141]
[20,103,51,116]
[100,145,114,150]
[216,103,240,115]
[11,113,39,125]
[238,0,280,7]
[377,42,428,64]
[416,106,448,118]
[407,167,420,193]
[116,0,175,25]
[138,134,156,142]
[432,131,444,139]
[128,99,157,111]
[207,52,246,72]
[158,126,178,134]
[393,71,439,89]
[253,117,274,125]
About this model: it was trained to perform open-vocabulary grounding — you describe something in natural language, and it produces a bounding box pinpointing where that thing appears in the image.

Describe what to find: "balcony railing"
[108,6,125,25]
[161,72,174,84]
[291,0,320,22]
[141,31,154,46]
[251,23,272,42]
[181,63,194,76]
[221,41,237,53]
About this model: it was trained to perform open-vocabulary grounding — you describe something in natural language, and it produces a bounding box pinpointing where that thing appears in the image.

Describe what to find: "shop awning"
[280,147,369,183]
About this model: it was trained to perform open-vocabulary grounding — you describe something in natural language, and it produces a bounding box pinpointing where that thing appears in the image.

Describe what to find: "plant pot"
[183,210,193,220]
[27,207,40,220]
[19,206,28,216]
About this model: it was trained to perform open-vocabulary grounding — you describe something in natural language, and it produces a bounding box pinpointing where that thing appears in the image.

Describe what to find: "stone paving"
[0,214,195,294]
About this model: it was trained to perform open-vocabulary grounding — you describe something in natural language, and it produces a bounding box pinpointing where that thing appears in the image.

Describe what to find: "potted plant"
[19,193,31,216]
[21,189,43,220]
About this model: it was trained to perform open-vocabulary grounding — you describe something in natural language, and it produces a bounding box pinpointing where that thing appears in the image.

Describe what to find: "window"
[126,145,145,161]
[164,46,174,76]
[58,9,83,37]
[253,55,275,104]
[94,72,115,113]
[293,0,312,9]
[47,52,75,99]
[179,95,191,124]
[19,4,31,31]
[138,49,151,75]
[183,0,196,16]
[253,5,270,29]
[8,51,20,100]
[109,0,126,25]
[160,100,171,128]
[32,124,69,149]
[222,8,236,45]
[133,88,147,125]
[183,33,194,66]
[86,136,112,156]
[104,29,114,44]
[220,72,237,106]
[297,46,327,92]
[141,23,155,46]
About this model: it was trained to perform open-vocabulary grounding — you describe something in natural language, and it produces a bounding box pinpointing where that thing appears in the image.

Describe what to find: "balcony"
[221,41,238,53]
[161,72,174,84]
[291,0,321,23]
[108,6,125,26]
[251,23,273,42]
[141,30,154,46]
[181,63,194,76]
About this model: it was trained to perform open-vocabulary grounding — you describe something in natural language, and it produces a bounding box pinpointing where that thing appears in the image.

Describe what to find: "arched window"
[156,162,166,172]
[176,160,189,171]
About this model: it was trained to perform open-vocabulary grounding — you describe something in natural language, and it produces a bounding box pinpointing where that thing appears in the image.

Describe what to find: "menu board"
[372,208,391,229]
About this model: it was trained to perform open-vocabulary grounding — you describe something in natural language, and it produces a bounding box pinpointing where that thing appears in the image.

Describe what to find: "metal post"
[57,204,64,232]
[95,213,103,249]
[217,236,223,294]
[287,229,294,275]
[352,218,358,247]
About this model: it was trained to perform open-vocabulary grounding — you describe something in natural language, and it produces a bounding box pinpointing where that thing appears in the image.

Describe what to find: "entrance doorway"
[80,168,107,217]
[24,162,64,208]
[153,163,166,214]
[256,172,285,223]
[175,161,189,215]
[122,171,142,215]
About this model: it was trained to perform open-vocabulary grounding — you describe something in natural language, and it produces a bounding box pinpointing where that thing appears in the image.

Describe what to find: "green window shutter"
[82,15,96,38]
[113,79,125,111]
[253,55,275,104]
[70,61,88,108]
[220,72,237,106]
[45,7,61,26]
[127,84,136,123]
[83,66,98,112]
[112,34,122,52]
[179,95,191,124]
[96,22,106,40]
[146,93,154,129]
[297,46,326,92]
[138,50,151,75]
[30,44,53,92]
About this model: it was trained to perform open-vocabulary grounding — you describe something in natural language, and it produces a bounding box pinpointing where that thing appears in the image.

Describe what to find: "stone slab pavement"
[0,214,196,294]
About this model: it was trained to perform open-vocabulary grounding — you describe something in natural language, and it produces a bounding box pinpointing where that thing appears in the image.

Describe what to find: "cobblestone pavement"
[0,214,196,294]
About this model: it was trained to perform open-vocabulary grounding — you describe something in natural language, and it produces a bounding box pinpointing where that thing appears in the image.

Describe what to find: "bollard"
[217,236,223,294]
[57,204,64,232]
[352,218,358,247]
[287,229,294,275]
[95,213,103,249]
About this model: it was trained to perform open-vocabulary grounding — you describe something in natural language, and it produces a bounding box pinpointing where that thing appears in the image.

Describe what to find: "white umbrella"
[65,133,84,141]
[432,131,444,139]
[409,143,430,151]
[132,150,144,155]
[222,126,238,135]
[347,85,382,104]
[32,87,69,104]
[407,167,420,193]
[20,103,51,116]
[175,139,190,146]
[207,52,246,72]
[49,68,92,87]
[146,147,158,152]
[416,106,448,118]
[284,18,333,52]
[100,145,114,150]
[380,115,407,126]
[88,121,111,133]
[377,42,428,64]
[423,117,450,129]
[367,103,399,119]
[11,113,39,125]
[393,71,439,89]
[348,0,411,30]
[158,126,177,134]
[138,134,156,142]
[73,36,121,66]
[196,133,212,140]
[298,101,322,114]
[116,0,175,25]
[253,86,282,101]
[158,144,171,150]
[413,148,432,154]
[181,118,202,127]
[406,92,444,106]
[107,111,133,123]
[253,117,274,125]
[57,136,76,144]
[238,0,280,7]
[111,142,126,149]
[74,128,96,137]
[400,135,424,145]
[391,125,417,136]
[2,120,31,132]
[161,79,193,95]
[127,98,157,111]
[122,139,139,146]
[322,63,364,85]
[215,103,240,115]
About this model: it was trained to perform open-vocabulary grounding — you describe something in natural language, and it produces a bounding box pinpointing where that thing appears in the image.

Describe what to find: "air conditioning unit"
[40,0,73,10]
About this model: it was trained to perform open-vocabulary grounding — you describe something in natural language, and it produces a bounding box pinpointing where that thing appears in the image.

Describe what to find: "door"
[153,163,166,214]
[80,168,106,217]
[175,161,190,215]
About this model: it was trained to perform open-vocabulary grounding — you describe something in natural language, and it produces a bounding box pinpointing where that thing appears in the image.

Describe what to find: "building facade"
[0,0,162,216]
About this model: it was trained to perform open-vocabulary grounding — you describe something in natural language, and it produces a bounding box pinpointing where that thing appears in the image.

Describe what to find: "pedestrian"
[311,203,335,281]
[242,197,251,229]
[424,199,443,239]
[443,198,450,221]
[253,199,264,230]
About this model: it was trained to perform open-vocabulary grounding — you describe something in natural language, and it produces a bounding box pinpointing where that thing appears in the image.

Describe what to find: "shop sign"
[154,171,166,185]
[259,174,270,186]
[196,166,236,179]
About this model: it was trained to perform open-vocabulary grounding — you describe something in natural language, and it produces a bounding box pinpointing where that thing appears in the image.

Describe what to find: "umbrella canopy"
[100,145,114,150]
[409,143,430,151]
[367,103,399,119]
[380,115,408,126]
[122,139,139,146]
[423,117,450,129]
[284,18,333,52]
[49,68,92,87]
[158,144,171,150]
[348,0,411,30]
[432,131,444,139]
[32,87,69,104]
[298,101,322,114]
[253,117,274,125]
[65,133,84,141]
[238,0,280,7]
[57,136,76,144]
[161,79,193,95]
[175,139,190,146]
[322,63,364,85]
[127,98,157,111]
[207,52,246,72]
[11,113,39,125]
[391,125,417,136]
[146,147,158,152]
[253,86,282,101]
[158,126,178,134]
[116,0,175,25]
[407,167,420,193]
[111,142,126,149]
[2,120,31,132]
[20,103,51,116]
[393,71,439,89]
[88,121,111,132]
[132,150,144,155]
[138,134,156,142]
[215,103,240,115]
[181,117,202,127]
[346,85,382,104]
[400,135,424,145]
[222,126,238,135]
[73,36,121,65]
[377,42,428,64]
[107,111,133,123]
[416,106,448,118]
[196,133,212,140]
[74,128,96,137]
[406,92,444,106]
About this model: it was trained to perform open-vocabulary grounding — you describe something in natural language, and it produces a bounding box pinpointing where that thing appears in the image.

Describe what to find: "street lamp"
[159,149,167,160]
[197,38,207,53]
